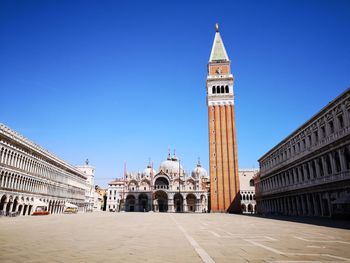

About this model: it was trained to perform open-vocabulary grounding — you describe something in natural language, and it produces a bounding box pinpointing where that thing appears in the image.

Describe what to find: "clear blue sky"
[1,0,349,187]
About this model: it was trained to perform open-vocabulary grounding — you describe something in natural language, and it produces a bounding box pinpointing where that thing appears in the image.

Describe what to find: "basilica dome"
[159,153,184,175]
[143,165,157,177]
[191,161,208,178]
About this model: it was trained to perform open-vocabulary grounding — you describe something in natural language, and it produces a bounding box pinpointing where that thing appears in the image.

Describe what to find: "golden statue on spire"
[215,23,219,32]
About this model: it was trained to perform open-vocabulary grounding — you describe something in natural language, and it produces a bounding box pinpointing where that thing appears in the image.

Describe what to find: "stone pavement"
[0,212,350,263]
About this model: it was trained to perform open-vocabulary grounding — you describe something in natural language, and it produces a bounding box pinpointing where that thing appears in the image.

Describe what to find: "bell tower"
[207,24,240,213]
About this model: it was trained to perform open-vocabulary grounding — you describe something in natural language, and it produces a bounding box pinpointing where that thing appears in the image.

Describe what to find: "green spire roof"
[209,27,229,62]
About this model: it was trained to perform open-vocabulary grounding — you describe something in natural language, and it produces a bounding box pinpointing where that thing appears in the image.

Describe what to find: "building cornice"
[0,123,87,180]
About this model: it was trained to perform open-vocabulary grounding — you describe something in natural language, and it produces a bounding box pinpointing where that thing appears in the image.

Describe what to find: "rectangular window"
[329,121,334,133]
[308,135,312,147]
[302,139,306,150]
[314,131,318,142]
[321,126,326,138]
[338,115,344,129]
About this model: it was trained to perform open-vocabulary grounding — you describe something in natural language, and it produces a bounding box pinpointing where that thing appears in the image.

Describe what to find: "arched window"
[249,179,254,187]
[243,195,246,200]
[225,85,229,93]
[217,86,220,94]
[221,86,224,93]
[212,86,216,94]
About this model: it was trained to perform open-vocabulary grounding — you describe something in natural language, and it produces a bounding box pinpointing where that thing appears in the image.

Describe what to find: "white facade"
[106,180,125,212]
[256,87,350,218]
[107,153,209,213]
[76,161,95,212]
[0,123,91,216]
[239,169,258,213]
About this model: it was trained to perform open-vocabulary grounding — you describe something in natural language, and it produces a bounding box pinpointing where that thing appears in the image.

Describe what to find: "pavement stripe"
[244,239,284,255]
[170,214,215,263]
[294,236,350,244]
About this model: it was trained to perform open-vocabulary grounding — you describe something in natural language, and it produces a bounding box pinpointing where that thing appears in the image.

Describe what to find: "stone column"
[306,194,312,216]
[295,196,301,216]
[339,148,347,172]
[326,192,332,217]
[329,152,336,175]
[183,199,187,212]
[312,194,319,216]
[301,195,306,216]
[308,162,314,180]
[2,201,8,213]
[321,156,329,176]
[319,193,325,217]
[303,164,309,181]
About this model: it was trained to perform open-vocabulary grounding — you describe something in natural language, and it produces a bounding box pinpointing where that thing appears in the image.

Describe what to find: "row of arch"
[260,146,350,193]
[240,194,255,201]
[212,85,229,94]
[241,203,256,213]
[0,170,85,199]
[261,107,348,171]
[0,193,84,216]
[123,191,207,213]
[0,144,84,185]
[127,176,200,192]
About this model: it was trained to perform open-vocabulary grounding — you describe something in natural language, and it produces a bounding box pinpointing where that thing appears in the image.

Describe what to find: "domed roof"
[159,152,184,175]
[191,160,208,178]
[143,165,157,177]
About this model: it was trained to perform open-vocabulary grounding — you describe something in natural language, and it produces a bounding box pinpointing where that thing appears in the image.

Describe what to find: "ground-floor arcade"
[0,190,87,217]
[121,190,208,213]
[256,184,350,218]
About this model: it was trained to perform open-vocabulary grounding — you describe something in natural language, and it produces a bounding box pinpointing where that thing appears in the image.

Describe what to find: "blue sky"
[1,0,349,187]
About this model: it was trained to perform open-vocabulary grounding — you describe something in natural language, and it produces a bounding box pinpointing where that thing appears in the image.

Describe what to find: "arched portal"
[23,204,28,216]
[12,197,18,212]
[241,204,246,212]
[18,204,23,215]
[0,195,7,212]
[138,194,148,212]
[125,195,136,212]
[186,194,196,212]
[154,191,168,212]
[154,177,169,190]
[174,193,183,212]
[248,204,253,213]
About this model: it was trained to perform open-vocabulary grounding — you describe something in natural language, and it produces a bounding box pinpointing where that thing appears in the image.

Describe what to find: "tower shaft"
[207,25,240,213]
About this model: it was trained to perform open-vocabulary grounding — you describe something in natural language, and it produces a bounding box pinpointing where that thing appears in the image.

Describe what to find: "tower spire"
[209,23,229,62]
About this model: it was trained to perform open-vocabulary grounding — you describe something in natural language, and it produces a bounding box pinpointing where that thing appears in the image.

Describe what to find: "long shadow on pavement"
[243,214,350,230]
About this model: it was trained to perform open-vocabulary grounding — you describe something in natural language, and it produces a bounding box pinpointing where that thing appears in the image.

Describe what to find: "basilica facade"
[107,152,209,213]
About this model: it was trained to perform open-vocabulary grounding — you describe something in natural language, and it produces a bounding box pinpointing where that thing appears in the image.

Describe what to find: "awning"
[64,202,78,208]
[33,199,48,207]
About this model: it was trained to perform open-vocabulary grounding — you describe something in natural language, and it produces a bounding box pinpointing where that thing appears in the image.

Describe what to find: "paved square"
[1,213,350,263]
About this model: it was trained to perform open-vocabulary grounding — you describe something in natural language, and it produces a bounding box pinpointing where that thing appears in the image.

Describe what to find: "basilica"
[107,152,209,213]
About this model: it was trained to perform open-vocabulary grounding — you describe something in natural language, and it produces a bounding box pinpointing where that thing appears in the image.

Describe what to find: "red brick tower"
[207,24,240,213]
